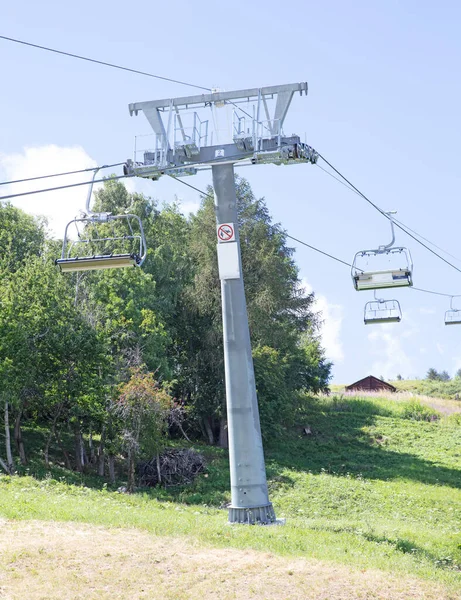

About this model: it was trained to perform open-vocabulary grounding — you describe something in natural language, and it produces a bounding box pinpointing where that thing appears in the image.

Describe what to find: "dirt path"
[0,520,457,599]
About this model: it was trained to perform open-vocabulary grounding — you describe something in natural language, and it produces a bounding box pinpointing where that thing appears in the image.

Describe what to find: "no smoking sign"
[217,223,235,243]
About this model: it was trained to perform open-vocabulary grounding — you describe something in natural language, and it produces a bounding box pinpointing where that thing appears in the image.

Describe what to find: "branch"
[0,456,12,474]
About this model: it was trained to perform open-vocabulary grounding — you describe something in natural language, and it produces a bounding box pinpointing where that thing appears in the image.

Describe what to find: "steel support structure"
[126,82,318,524]
[212,163,275,524]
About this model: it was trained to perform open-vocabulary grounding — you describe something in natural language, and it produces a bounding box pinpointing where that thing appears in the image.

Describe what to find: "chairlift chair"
[364,292,402,325]
[56,168,147,272]
[352,212,413,291]
[444,297,461,325]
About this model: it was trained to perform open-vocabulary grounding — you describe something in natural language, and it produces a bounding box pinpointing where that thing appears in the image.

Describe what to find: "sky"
[1,0,461,383]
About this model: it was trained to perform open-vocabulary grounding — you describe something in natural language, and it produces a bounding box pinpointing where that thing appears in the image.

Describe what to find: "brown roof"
[345,375,396,392]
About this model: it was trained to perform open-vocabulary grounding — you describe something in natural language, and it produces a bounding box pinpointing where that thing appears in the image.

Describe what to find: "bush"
[137,448,205,487]
[253,346,293,441]
[400,399,440,422]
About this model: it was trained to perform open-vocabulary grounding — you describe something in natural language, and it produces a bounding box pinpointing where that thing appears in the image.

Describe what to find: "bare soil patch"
[0,520,456,599]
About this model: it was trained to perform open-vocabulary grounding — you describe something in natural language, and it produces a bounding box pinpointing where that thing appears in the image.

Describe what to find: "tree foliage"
[426,368,451,382]
[176,178,331,443]
[116,368,171,490]
[0,177,332,479]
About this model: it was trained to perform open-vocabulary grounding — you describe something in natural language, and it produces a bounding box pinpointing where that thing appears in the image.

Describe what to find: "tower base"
[228,503,276,525]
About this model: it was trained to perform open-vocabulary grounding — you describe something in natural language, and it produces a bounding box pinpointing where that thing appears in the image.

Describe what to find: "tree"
[426,368,440,381]
[116,368,171,491]
[0,177,334,474]
[0,250,106,471]
[90,181,191,380]
[396,374,403,381]
[0,204,47,472]
[455,368,461,380]
[440,370,451,382]
[0,202,46,275]
[177,176,331,445]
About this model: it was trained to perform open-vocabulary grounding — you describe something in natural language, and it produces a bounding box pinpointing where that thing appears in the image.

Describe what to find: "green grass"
[331,379,461,399]
[1,395,461,592]
[329,379,461,400]
[392,379,461,399]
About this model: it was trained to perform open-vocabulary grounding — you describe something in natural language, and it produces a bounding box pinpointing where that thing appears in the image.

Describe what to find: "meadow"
[1,393,460,598]
[331,378,461,399]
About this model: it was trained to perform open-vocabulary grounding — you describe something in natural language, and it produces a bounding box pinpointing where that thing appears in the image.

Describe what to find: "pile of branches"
[137,448,206,487]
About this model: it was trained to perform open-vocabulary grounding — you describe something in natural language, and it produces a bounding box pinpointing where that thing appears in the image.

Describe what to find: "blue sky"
[1,0,461,383]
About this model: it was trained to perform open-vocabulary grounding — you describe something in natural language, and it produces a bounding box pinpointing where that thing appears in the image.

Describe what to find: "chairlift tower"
[126,83,318,524]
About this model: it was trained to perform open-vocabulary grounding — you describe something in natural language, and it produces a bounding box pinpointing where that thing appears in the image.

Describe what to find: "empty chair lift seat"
[364,312,401,325]
[445,310,461,325]
[364,299,402,325]
[56,167,147,274]
[354,268,412,291]
[56,253,142,273]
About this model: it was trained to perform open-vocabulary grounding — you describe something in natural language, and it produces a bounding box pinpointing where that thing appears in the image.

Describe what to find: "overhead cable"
[0,148,282,201]
[0,35,210,91]
[316,153,461,276]
[173,176,461,296]
[172,176,356,269]
[167,175,209,196]
[411,287,461,298]
[0,35,272,134]
[317,161,461,266]
[3,164,459,297]
[283,233,355,269]
[0,162,125,187]
[0,175,128,201]
[393,217,461,265]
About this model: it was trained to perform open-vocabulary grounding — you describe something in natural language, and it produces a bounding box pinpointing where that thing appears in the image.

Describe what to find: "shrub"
[400,399,440,422]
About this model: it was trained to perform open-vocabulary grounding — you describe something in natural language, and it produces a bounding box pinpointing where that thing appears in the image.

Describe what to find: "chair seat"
[56,254,140,272]
[364,316,401,325]
[355,269,412,290]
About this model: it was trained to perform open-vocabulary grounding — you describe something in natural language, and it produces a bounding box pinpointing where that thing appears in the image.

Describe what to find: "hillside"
[392,379,461,399]
[1,393,460,598]
[332,379,461,400]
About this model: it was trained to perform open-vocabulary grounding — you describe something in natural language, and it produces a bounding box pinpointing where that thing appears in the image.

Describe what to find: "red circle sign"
[218,223,234,241]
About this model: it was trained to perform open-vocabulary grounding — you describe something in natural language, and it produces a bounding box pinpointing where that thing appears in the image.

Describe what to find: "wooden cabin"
[346,375,396,393]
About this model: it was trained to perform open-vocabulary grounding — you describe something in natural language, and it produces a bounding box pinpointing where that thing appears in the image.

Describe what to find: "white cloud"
[178,200,200,215]
[302,280,344,363]
[436,343,445,355]
[367,326,415,379]
[0,145,97,237]
[419,307,436,315]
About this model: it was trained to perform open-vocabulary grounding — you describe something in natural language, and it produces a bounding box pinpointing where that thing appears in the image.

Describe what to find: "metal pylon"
[126,82,318,524]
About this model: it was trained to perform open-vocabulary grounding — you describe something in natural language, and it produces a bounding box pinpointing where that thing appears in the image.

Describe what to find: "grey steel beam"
[142,107,169,141]
[212,162,276,525]
[272,91,295,135]
[129,82,308,114]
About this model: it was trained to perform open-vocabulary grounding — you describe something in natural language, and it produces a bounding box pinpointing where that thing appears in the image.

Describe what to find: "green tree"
[0,204,48,471]
[426,368,440,381]
[89,181,191,379]
[116,368,171,491]
[0,251,106,471]
[178,176,331,445]
[0,202,46,275]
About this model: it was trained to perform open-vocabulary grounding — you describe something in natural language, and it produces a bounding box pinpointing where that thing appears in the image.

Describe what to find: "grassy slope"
[392,379,461,398]
[332,379,461,399]
[0,395,460,592]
